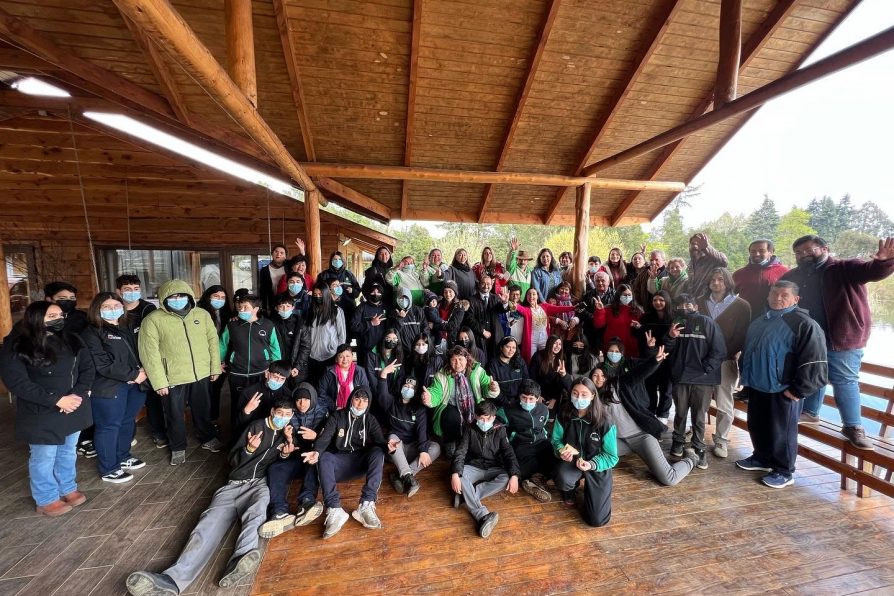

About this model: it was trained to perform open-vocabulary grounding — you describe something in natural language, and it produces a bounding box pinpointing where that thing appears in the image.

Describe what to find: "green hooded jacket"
[426,363,499,436]
[138,279,221,390]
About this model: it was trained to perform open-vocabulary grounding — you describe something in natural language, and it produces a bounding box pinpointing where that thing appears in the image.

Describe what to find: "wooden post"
[304,189,322,278]
[225,0,257,108]
[715,0,742,108]
[0,241,11,340]
[573,183,591,297]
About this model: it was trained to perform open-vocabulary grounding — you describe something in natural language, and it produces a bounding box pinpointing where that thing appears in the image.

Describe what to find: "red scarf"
[334,363,356,409]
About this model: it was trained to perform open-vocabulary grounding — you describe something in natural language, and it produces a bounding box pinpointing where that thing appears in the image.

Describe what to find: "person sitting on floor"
[236,360,293,431]
[499,379,553,503]
[126,399,296,596]
[450,399,520,539]
[381,376,441,498]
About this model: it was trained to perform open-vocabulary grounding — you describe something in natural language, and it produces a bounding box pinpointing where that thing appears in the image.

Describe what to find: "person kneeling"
[552,377,618,527]
[126,400,296,596]
[301,387,398,539]
[451,399,520,539]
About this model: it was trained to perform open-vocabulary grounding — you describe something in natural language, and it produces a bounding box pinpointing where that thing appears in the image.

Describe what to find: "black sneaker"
[389,472,405,495]
[218,548,261,588]
[77,441,97,458]
[120,457,146,470]
[478,512,499,538]
[294,501,324,527]
[695,449,708,470]
[153,436,169,449]
[670,441,684,458]
[403,474,420,498]
[453,493,463,508]
[102,469,133,484]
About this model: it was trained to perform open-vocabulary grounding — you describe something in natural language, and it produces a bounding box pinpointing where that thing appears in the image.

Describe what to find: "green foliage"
[702,213,750,270]
[776,208,817,257]
[806,195,851,243]
[744,194,780,242]
[834,230,880,259]
[853,201,894,237]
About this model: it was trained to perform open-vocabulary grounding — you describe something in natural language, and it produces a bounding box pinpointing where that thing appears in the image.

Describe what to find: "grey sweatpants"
[389,435,441,477]
[712,359,739,448]
[617,432,693,486]
[165,478,269,592]
[460,465,508,522]
[672,383,715,450]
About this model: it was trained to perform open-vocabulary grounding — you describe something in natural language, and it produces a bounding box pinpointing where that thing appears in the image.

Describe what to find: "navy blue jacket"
[667,312,726,385]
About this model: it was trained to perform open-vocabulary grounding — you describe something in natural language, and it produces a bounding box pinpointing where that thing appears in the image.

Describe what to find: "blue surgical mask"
[404,264,416,273]
[476,418,494,432]
[238,311,253,321]
[278,309,293,319]
[271,415,289,429]
[606,352,622,364]
[210,298,226,310]
[167,297,189,311]
[267,378,285,391]
[349,405,366,417]
[571,398,592,410]
[520,401,536,412]
[101,307,124,321]
[122,291,140,303]
[332,258,344,269]
[397,297,411,310]
[289,283,303,295]
[619,295,633,305]
[401,387,415,401]
[332,285,343,297]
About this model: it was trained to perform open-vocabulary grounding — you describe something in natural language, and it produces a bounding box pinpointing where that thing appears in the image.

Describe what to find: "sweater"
[593,304,642,357]
[452,423,520,476]
[732,257,789,320]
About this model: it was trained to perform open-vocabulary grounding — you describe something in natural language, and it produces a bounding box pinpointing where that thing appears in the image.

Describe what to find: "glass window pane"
[5,249,35,322]
[231,254,255,294]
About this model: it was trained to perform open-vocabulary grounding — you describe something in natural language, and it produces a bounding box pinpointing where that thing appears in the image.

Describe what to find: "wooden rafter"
[272,0,315,162]
[119,12,191,126]
[715,0,743,108]
[478,0,562,223]
[401,0,423,220]
[315,177,391,222]
[543,0,682,225]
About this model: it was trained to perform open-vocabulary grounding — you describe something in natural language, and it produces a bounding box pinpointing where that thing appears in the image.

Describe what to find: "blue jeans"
[92,383,147,475]
[801,348,863,427]
[29,431,80,507]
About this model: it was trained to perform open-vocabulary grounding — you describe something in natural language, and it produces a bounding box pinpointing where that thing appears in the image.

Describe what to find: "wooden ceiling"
[0,0,862,226]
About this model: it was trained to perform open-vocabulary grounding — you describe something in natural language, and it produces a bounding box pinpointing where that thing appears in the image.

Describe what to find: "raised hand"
[422,256,430,269]
[298,425,317,440]
[294,237,305,253]
[668,323,683,338]
[421,386,433,407]
[243,392,262,415]
[875,237,894,261]
[381,359,399,378]
[499,285,509,303]
[694,233,709,251]
[247,430,263,450]
[655,345,668,362]
[594,298,604,310]
[489,380,499,393]
[645,330,655,348]
[370,313,384,327]
[648,263,659,278]
[509,236,519,251]
[556,359,566,377]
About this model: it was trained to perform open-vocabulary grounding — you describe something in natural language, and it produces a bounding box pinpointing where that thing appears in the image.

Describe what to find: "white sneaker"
[322,507,349,539]
[351,501,382,529]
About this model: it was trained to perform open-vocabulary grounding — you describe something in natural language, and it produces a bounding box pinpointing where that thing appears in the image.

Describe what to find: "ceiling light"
[82,111,304,201]
[11,77,70,98]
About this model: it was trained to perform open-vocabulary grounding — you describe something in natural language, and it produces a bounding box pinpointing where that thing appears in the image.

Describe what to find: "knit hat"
[444,280,459,294]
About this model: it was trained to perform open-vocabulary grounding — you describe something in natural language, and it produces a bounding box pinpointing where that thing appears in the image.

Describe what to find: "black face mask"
[384,339,398,349]
[572,345,585,355]
[313,295,324,305]
[55,299,76,313]
[45,319,65,333]
[460,339,472,349]
[369,293,382,304]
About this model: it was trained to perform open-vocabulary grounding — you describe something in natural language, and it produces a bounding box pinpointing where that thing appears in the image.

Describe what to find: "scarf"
[334,363,357,409]
[452,259,471,273]
[454,373,475,425]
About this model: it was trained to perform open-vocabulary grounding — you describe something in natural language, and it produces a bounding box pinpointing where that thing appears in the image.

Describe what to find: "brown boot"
[61,490,87,507]
[36,500,72,517]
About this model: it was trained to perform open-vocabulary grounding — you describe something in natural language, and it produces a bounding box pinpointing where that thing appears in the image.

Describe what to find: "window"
[4,245,38,323]
[99,249,221,301]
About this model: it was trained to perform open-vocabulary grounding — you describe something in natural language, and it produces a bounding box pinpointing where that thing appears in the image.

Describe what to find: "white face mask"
[414,344,429,355]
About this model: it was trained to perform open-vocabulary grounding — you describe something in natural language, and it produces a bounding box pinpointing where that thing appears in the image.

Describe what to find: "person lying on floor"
[125,399,296,596]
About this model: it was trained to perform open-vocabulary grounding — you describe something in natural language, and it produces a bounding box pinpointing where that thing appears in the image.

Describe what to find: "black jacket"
[221,318,280,376]
[289,382,329,452]
[350,299,389,355]
[228,417,287,481]
[527,350,566,401]
[453,422,520,476]
[63,309,89,334]
[314,406,388,454]
[466,294,506,348]
[236,379,292,430]
[317,365,373,413]
[81,323,142,398]
[124,299,157,336]
[0,333,94,444]
[486,357,529,407]
[502,401,550,446]
[365,347,403,411]
[405,352,443,391]
[603,355,666,439]
[272,313,310,381]
[378,379,432,452]
[667,312,726,385]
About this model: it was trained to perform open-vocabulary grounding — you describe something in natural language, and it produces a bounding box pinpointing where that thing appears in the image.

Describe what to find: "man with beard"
[781,235,894,450]
[733,240,790,320]
[685,233,728,298]
[259,244,288,315]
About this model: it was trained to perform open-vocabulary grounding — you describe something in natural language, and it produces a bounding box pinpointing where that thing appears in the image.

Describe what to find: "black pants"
[645,360,673,419]
[144,389,167,440]
[308,357,334,386]
[160,379,216,452]
[513,440,555,480]
[554,461,612,527]
[746,389,800,475]
[209,373,227,422]
[228,373,265,433]
[439,405,465,444]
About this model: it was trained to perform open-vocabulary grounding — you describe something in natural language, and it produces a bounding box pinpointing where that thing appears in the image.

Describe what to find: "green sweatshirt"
[551,418,619,472]
[506,250,532,297]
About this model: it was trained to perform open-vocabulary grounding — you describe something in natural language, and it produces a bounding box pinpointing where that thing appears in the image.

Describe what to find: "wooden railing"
[715,362,894,498]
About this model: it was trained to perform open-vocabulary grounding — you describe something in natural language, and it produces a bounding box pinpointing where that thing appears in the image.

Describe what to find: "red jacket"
[732,257,789,320]
[593,304,642,357]
[781,256,894,351]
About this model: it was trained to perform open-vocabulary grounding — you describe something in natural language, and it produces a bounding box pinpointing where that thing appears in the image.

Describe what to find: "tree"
[806,196,846,242]
[652,207,689,261]
[744,194,780,242]
[543,226,623,261]
[393,224,437,264]
[853,201,894,237]
[833,230,879,260]
[776,208,817,258]
[702,212,750,270]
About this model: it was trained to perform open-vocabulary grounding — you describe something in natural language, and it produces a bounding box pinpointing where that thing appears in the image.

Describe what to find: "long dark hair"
[88,292,126,328]
[198,285,234,324]
[647,289,673,321]
[610,283,643,317]
[376,327,404,365]
[308,281,339,326]
[496,336,524,369]
[559,377,607,428]
[536,248,558,272]
[14,301,80,366]
[407,332,434,367]
[538,334,564,377]
[607,247,627,280]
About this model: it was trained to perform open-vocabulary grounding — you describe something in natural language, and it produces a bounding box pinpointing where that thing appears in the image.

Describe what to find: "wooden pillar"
[573,183,591,297]
[715,0,742,108]
[225,0,257,107]
[304,189,322,278]
[0,242,11,340]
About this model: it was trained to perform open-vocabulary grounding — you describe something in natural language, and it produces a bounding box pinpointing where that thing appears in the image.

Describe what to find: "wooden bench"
[711,361,894,499]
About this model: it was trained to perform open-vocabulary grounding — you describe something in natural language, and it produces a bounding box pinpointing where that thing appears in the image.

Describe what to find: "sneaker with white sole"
[352,501,382,529]
[323,507,349,539]
[201,438,224,452]
[218,548,260,588]
[712,443,728,458]
[798,411,820,425]
[695,449,708,470]
[77,441,97,458]
[125,571,179,596]
[761,472,794,489]
[153,437,169,449]
[102,469,133,484]
[170,450,186,466]
[670,441,684,458]
[258,512,297,539]
[294,501,324,527]
[120,457,146,470]
[842,426,875,451]
[131,437,138,447]
[478,511,499,538]
[735,456,772,472]
[522,478,551,502]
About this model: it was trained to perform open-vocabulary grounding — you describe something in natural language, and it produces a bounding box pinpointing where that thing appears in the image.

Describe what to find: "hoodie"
[452,421,520,477]
[732,255,790,321]
[390,287,426,353]
[290,382,329,451]
[313,387,388,454]
[228,417,288,482]
[378,379,432,452]
[350,276,389,354]
[138,279,221,390]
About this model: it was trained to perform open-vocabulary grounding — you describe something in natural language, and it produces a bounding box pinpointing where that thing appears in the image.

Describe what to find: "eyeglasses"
[793,247,821,258]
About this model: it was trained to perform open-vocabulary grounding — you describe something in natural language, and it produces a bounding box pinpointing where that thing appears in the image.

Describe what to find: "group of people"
[1,232,891,596]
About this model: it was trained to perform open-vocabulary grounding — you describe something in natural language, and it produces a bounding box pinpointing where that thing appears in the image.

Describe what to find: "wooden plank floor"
[1,393,893,596]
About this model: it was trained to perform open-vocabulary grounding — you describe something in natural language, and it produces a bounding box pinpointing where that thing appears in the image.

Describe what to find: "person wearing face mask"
[381,377,440,498]
[277,271,311,320]
[302,387,399,539]
[260,243,289,316]
[388,256,424,306]
[0,301,94,516]
[450,399,519,538]
[665,293,726,470]
[552,377,617,527]
[486,336,528,407]
[584,256,607,293]
[126,400,296,595]
[276,254,314,295]
[455,326,487,367]
[404,332,443,390]
[43,281,89,334]
[317,250,360,321]
[272,294,311,385]
[466,274,505,360]
[306,282,347,385]
[350,276,390,367]
[498,380,552,502]
[781,235,894,449]
[391,286,426,353]
[82,293,148,484]
[235,361,293,430]
[593,284,643,358]
[317,344,372,414]
[566,332,597,377]
[364,246,395,306]
[220,295,282,433]
[366,328,404,410]
[733,239,790,321]
[639,290,675,423]
[198,285,233,429]
[115,274,156,335]
[139,279,223,466]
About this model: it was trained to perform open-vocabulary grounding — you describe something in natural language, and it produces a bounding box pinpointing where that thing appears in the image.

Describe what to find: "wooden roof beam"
[272,0,315,162]
[315,177,392,222]
[119,13,191,126]
[543,0,682,225]
[608,0,799,225]
[478,0,562,223]
[301,163,684,191]
[715,0,743,108]
[112,0,318,195]
[401,0,423,220]
[225,0,257,108]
